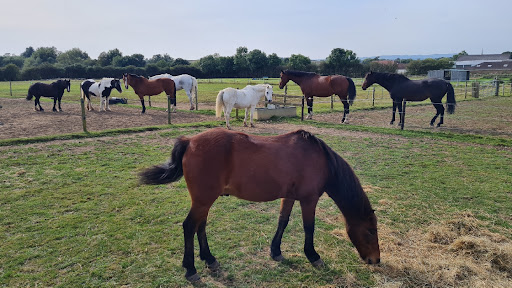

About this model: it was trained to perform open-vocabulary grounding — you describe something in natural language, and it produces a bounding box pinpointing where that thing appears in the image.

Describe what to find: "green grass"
[1,121,511,287]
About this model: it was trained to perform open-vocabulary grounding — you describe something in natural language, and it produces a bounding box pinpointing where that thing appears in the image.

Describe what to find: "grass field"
[1,105,511,287]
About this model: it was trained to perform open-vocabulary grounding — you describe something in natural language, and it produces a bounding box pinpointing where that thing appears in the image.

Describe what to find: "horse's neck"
[375,74,406,91]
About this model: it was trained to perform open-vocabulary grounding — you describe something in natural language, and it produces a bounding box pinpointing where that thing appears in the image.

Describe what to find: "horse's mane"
[283,70,317,78]
[128,73,146,79]
[293,129,372,217]
[372,72,410,82]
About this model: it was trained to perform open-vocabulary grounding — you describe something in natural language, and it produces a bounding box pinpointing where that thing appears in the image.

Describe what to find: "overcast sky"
[1,0,511,60]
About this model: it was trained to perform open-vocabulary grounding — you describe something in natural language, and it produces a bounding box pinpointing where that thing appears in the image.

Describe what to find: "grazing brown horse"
[362,71,456,127]
[279,70,356,123]
[122,73,176,113]
[140,128,380,282]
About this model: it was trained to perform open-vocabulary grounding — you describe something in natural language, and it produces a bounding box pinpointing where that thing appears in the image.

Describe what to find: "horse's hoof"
[271,254,285,262]
[185,273,200,282]
[207,260,220,271]
[250,124,255,128]
[190,107,195,110]
[244,123,248,127]
[311,258,325,268]
[430,123,434,127]
[390,121,394,125]
[436,124,442,128]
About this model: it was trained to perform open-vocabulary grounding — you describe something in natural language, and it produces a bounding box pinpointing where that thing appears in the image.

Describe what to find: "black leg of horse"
[341,99,350,123]
[37,97,44,111]
[140,98,146,114]
[300,199,323,267]
[197,220,219,270]
[390,101,397,124]
[182,211,199,281]
[52,97,58,112]
[433,103,445,127]
[397,101,404,126]
[58,97,63,112]
[270,198,295,261]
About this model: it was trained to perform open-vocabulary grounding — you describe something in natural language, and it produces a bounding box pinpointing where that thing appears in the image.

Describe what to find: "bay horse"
[80,78,122,111]
[362,71,456,127]
[139,128,380,282]
[149,74,198,110]
[279,70,356,123]
[215,84,273,129]
[26,79,70,112]
[122,73,176,114]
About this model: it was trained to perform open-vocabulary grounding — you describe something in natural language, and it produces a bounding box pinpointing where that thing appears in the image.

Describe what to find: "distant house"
[396,63,407,74]
[455,53,512,70]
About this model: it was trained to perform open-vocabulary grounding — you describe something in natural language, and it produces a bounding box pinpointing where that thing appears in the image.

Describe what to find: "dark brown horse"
[140,128,380,281]
[26,79,70,112]
[122,73,176,113]
[279,70,356,123]
[362,71,456,127]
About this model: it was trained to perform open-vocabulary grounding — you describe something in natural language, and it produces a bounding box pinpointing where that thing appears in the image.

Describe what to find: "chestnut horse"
[362,71,456,127]
[140,128,380,281]
[122,73,176,113]
[279,70,356,123]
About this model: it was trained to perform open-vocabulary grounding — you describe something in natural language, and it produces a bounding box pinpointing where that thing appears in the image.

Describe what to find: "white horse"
[80,78,122,111]
[149,73,198,110]
[215,84,273,129]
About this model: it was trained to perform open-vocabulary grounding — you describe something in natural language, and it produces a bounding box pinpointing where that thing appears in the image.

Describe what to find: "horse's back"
[29,82,55,96]
[307,75,349,96]
[183,128,328,202]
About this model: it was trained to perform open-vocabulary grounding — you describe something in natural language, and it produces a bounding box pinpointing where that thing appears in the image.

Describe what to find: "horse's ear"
[369,71,373,74]
[281,70,284,74]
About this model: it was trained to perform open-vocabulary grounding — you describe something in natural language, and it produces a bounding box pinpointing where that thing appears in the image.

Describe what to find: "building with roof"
[455,53,512,70]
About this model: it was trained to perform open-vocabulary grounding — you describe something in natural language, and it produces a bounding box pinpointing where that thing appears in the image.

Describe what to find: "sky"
[1,0,511,60]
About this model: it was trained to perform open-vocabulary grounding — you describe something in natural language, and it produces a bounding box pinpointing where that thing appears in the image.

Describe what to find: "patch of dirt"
[1,97,511,140]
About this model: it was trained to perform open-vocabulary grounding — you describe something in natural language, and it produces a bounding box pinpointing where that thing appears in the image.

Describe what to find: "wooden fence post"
[10,81,12,96]
[80,97,87,132]
[167,95,172,125]
[372,87,375,107]
[330,95,334,110]
[284,85,288,107]
[301,96,304,121]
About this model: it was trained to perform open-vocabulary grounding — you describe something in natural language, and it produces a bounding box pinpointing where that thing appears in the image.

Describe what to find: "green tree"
[173,58,190,66]
[98,49,122,66]
[21,46,35,58]
[246,49,268,77]
[288,54,311,71]
[24,47,59,68]
[325,48,359,75]
[198,54,220,78]
[147,54,174,66]
[3,64,20,80]
[57,48,90,66]
[234,46,249,77]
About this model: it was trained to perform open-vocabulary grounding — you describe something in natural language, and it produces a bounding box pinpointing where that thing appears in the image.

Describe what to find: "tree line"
[0,46,457,81]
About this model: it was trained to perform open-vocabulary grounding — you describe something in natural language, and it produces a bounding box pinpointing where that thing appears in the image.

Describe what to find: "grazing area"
[1,98,511,286]
[0,79,511,286]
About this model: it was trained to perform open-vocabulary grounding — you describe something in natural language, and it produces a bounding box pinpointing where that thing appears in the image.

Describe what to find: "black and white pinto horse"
[26,79,70,112]
[80,78,123,111]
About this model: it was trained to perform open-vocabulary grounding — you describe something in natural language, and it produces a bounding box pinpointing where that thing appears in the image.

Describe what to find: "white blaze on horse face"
[266,85,273,102]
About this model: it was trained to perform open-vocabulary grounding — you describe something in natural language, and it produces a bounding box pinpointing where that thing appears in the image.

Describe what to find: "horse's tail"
[347,77,356,105]
[215,90,225,118]
[139,136,190,185]
[446,82,456,114]
[26,86,33,100]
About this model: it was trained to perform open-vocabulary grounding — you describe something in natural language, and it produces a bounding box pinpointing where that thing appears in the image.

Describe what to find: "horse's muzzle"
[268,99,272,103]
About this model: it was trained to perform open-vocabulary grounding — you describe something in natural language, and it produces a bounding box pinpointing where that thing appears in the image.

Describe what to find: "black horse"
[362,72,456,127]
[27,79,70,112]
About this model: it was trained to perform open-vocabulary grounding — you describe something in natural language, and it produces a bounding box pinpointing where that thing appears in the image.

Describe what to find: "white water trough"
[253,105,297,120]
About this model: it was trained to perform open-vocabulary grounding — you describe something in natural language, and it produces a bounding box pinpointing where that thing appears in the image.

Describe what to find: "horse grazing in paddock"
[122,73,176,114]
[139,128,380,282]
[215,84,273,129]
[26,79,70,112]
[80,78,122,111]
[279,70,356,123]
[149,74,198,110]
[362,71,456,127]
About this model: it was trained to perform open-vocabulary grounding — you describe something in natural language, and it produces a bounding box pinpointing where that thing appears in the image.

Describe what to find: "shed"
[428,69,470,81]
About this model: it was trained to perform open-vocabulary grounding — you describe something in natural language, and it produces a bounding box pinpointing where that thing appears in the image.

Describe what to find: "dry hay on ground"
[373,212,512,287]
